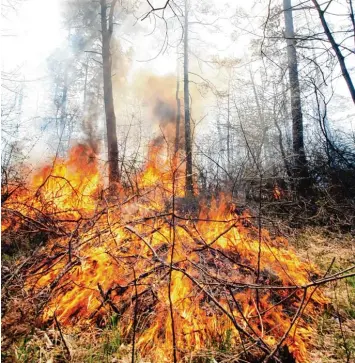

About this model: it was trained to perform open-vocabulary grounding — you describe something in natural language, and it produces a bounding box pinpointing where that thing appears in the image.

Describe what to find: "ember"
[2,143,329,363]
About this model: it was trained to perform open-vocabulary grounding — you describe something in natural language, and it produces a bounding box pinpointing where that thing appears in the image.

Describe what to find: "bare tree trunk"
[311,0,355,104]
[349,0,355,49]
[216,115,223,153]
[283,0,310,195]
[249,67,266,163]
[184,0,194,196]
[175,62,181,155]
[226,78,231,173]
[60,68,69,154]
[101,0,120,184]
[274,115,292,178]
[83,55,89,113]
[56,29,72,156]
[54,63,69,157]
[215,99,223,156]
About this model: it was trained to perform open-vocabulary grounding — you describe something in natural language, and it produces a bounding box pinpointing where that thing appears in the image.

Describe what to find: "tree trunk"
[100,0,120,184]
[175,62,181,155]
[311,0,355,104]
[83,55,89,113]
[60,68,68,155]
[226,77,231,173]
[283,0,310,195]
[184,0,194,197]
[55,63,69,157]
[249,67,266,163]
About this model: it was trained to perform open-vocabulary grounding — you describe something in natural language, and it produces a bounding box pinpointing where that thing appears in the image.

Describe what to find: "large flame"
[2,143,328,362]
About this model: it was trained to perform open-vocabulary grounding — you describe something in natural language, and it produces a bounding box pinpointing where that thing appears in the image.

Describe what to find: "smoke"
[81,114,100,155]
[154,98,175,125]
[81,78,102,156]
[128,73,178,149]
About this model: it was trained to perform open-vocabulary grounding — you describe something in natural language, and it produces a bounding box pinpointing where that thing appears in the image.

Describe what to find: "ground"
[290,228,355,363]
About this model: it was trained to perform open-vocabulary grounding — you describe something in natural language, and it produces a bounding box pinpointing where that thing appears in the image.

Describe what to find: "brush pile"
[2,144,332,362]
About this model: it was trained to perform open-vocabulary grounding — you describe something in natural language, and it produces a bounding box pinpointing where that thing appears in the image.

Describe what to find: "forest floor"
[2,227,354,363]
[289,228,355,363]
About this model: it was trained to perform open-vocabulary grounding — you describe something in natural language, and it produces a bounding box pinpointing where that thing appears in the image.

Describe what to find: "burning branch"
[3,143,353,362]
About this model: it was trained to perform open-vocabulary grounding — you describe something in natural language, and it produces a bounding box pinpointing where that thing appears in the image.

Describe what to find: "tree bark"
[175,62,181,155]
[311,0,355,104]
[83,55,89,113]
[283,0,310,195]
[184,0,194,197]
[100,0,120,184]
[226,77,231,173]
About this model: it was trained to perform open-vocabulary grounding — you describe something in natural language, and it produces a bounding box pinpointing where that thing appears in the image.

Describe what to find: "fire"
[2,145,101,232]
[273,184,284,200]
[2,143,328,362]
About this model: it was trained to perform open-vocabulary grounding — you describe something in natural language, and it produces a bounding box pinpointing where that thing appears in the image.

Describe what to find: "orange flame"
[2,143,328,362]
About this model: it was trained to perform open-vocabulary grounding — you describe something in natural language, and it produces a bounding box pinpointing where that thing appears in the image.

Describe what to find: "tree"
[183,0,194,197]
[101,0,120,184]
[174,61,181,155]
[47,40,80,157]
[57,0,123,184]
[311,0,355,104]
[141,0,222,197]
[283,0,310,194]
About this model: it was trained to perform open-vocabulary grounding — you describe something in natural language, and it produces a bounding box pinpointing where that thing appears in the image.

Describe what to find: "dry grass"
[290,228,355,363]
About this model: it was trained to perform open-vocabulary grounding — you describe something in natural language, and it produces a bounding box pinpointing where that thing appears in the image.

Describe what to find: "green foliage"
[219,329,233,353]
[109,313,119,329]
[100,313,122,357]
[317,309,355,362]
[14,336,40,362]
[345,276,355,319]
[334,332,355,361]
[103,330,121,357]
[346,275,355,288]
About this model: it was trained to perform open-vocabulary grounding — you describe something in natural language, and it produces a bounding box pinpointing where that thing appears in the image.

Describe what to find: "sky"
[2,0,66,159]
[2,0,65,78]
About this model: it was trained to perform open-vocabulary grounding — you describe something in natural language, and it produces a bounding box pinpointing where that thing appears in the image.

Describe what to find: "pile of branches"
[2,178,355,363]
